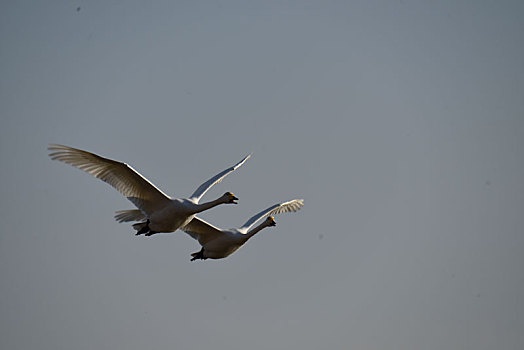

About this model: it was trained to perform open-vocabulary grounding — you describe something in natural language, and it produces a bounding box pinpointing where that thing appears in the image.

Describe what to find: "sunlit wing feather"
[181,217,224,245]
[48,144,171,215]
[239,199,304,232]
[189,154,251,202]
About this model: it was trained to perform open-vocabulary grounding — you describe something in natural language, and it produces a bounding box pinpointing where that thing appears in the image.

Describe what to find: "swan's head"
[223,192,239,204]
[266,216,276,227]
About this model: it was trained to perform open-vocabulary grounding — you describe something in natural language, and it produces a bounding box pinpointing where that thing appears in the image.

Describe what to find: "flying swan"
[185,199,304,260]
[113,199,304,260]
[48,144,250,236]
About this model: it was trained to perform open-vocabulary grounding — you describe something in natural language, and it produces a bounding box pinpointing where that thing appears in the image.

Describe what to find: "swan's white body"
[114,199,304,260]
[48,144,250,234]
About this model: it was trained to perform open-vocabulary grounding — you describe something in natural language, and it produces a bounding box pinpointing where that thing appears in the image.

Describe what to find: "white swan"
[117,199,304,260]
[185,199,304,260]
[48,144,250,235]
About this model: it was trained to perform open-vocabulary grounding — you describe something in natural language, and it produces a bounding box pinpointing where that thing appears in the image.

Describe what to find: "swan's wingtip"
[48,143,65,150]
[233,153,252,169]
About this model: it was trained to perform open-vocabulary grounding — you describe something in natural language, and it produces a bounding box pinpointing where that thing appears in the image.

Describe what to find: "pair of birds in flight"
[48,144,303,261]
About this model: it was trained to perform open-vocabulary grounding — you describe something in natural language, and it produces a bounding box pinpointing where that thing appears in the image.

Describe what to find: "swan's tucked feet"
[190,248,206,261]
[145,230,159,237]
[135,220,150,235]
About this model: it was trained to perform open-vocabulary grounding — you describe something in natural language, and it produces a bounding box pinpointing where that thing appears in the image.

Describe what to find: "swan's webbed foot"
[190,248,206,261]
[135,220,151,236]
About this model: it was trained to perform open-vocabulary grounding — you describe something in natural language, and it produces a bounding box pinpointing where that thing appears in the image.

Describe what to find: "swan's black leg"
[145,230,159,237]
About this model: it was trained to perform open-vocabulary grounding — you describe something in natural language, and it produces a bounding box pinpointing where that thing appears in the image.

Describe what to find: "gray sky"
[1,1,523,349]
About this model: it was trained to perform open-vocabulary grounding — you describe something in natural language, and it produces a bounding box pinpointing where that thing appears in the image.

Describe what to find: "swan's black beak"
[268,217,276,226]
[225,192,239,204]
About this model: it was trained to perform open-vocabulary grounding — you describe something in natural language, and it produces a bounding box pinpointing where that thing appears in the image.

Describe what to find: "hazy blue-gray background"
[1,1,523,349]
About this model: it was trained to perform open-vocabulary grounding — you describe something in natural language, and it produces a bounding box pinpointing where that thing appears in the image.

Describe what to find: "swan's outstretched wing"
[48,144,171,216]
[181,217,224,245]
[114,209,146,223]
[189,154,251,202]
[239,199,304,232]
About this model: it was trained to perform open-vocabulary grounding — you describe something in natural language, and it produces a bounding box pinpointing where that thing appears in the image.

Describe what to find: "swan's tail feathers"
[133,220,150,235]
[114,209,146,223]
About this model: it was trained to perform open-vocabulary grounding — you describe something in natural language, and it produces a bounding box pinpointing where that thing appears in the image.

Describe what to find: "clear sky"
[1,1,523,349]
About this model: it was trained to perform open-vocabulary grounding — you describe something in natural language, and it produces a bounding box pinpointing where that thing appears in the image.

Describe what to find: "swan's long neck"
[245,221,271,240]
[193,197,225,213]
